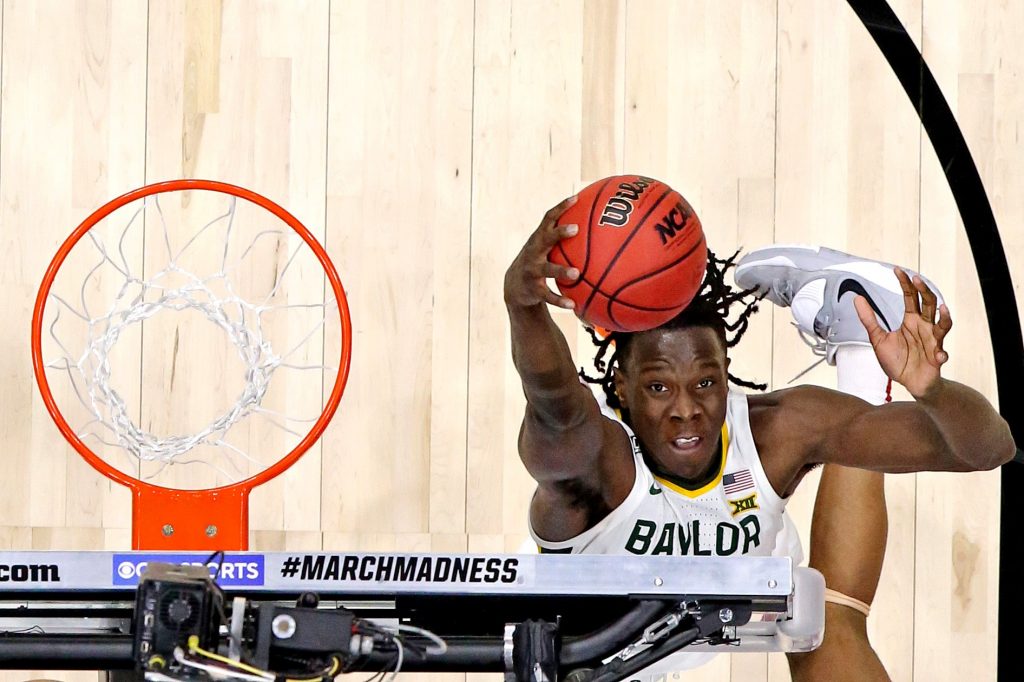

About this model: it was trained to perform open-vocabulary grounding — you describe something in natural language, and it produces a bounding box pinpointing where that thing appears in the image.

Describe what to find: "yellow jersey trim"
[653,423,730,498]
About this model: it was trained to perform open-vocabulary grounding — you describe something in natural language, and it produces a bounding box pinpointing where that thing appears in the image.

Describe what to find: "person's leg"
[787,466,889,680]
[787,345,890,680]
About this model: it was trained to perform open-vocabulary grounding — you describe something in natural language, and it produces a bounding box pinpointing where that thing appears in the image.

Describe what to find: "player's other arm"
[782,269,1014,473]
[504,198,633,540]
[781,383,1012,473]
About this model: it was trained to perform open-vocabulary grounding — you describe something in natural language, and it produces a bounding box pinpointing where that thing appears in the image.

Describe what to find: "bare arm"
[504,198,634,540]
[773,382,1012,475]
[900,376,1013,471]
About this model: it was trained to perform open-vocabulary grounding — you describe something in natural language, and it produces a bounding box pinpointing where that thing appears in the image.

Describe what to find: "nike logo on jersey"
[837,278,892,330]
[649,484,663,495]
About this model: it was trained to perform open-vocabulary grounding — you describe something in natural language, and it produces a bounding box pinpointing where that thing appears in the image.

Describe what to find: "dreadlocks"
[580,248,767,412]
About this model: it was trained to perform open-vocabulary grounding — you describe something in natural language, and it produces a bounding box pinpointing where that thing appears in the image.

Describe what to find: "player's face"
[614,326,730,481]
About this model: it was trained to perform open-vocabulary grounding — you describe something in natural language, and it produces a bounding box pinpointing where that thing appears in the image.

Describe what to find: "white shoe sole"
[735,245,942,301]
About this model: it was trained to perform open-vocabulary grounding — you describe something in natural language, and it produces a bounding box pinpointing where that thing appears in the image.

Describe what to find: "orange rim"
[31,179,353,497]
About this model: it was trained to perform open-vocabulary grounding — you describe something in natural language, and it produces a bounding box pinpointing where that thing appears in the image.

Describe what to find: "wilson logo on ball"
[598,177,656,227]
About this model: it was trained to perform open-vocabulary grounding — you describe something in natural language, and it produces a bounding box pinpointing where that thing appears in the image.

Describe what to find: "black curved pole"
[845,2,1023,678]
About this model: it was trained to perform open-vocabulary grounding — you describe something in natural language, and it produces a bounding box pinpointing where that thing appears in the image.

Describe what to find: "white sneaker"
[734,245,945,365]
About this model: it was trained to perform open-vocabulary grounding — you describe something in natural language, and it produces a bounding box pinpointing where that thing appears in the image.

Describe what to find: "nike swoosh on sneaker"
[837,278,892,331]
[649,484,663,495]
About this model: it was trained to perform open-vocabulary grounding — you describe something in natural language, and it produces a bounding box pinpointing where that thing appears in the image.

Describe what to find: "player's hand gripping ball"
[550,175,707,332]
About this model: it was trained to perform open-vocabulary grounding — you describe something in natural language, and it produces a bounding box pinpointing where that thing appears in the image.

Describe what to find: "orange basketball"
[550,175,707,332]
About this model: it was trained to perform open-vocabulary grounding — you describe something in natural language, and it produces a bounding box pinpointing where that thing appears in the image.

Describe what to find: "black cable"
[360,652,399,682]
[272,654,344,681]
[203,549,226,580]
[198,548,231,632]
[272,653,344,680]
[561,600,672,667]
[357,638,503,671]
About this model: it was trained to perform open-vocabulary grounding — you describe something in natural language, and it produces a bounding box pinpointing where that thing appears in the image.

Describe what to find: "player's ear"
[612,368,629,409]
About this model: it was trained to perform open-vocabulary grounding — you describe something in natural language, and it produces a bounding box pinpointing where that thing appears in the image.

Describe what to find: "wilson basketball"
[550,175,707,332]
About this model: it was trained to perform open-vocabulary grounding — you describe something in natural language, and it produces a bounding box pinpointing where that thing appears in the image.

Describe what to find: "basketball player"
[504,196,1015,677]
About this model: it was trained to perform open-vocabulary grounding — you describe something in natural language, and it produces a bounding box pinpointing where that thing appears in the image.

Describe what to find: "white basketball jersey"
[529,389,802,675]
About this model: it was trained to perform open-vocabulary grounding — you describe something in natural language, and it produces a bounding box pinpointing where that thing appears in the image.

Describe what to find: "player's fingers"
[918,325,948,366]
[914,276,938,322]
[895,267,921,317]
[526,229,572,268]
[542,261,579,282]
[936,303,953,334]
[934,303,953,349]
[527,226,578,271]
[854,295,887,346]
[533,221,578,255]
[541,285,575,310]
[526,196,577,252]
[556,222,579,242]
[540,195,578,230]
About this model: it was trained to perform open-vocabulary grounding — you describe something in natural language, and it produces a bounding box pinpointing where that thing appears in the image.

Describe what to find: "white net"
[41,187,342,490]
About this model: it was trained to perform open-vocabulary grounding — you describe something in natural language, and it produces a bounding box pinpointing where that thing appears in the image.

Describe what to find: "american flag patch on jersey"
[723,469,754,494]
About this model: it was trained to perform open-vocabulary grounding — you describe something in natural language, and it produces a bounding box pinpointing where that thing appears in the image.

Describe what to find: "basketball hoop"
[31,180,352,550]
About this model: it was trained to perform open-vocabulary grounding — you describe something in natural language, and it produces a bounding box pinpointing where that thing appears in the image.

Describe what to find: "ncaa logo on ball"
[652,201,694,248]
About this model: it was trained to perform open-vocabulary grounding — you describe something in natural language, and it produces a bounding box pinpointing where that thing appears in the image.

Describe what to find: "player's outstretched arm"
[505,196,585,429]
[505,198,634,540]
[774,269,1014,476]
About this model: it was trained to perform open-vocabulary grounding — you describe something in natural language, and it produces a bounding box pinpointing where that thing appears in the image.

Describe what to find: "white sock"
[791,279,826,333]
[835,345,889,405]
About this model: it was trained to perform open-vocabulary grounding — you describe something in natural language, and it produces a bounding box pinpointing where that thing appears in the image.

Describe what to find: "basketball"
[550,175,707,332]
